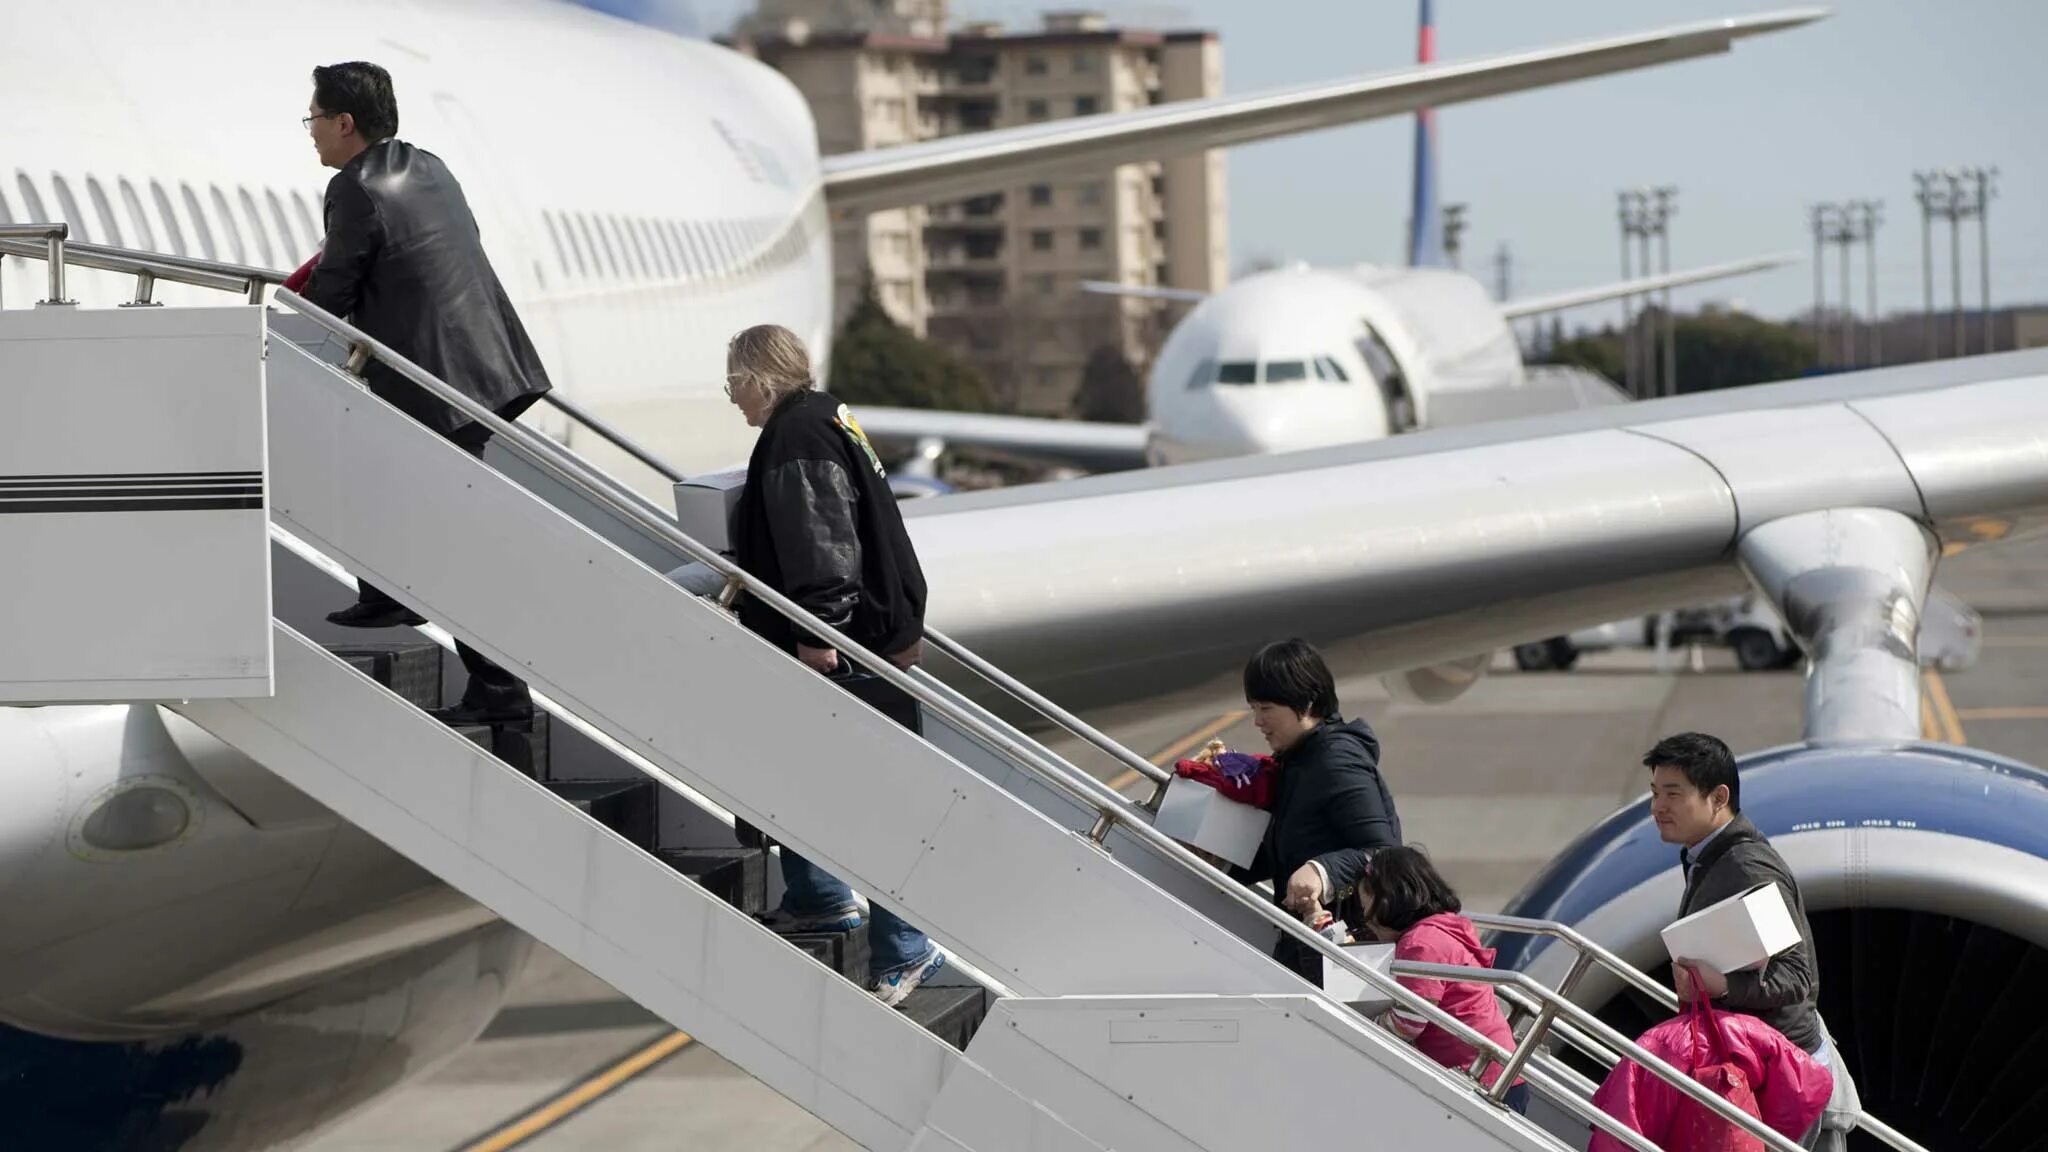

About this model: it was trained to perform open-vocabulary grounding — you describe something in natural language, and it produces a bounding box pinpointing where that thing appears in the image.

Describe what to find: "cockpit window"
[1214,361,1257,385]
[1263,360,1307,384]
[1184,358,1216,390]
[1314,356,1350,382]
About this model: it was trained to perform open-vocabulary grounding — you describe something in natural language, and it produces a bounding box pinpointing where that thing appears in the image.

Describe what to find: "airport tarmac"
[307,537,2048,1152]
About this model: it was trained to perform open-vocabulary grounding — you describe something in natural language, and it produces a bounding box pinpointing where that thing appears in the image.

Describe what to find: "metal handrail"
[535,389,687,483]
[11,234,1871,1152]
[1469,911,1682,1014]
[0,222,71,304]
[1395,961,1808,1152]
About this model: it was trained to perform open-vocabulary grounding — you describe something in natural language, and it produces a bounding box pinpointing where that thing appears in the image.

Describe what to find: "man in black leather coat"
[303,61,552,724]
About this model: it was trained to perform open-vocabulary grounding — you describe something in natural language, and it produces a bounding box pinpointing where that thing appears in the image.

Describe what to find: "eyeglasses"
[302,112,340,130]
[723,373,750,400]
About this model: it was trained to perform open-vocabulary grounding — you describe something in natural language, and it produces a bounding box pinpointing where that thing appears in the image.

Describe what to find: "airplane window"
[570,216,599,277]
[209,186,247,263]
[1320,356,1351,382]
[86,177,125,247]
[290,190,319,246]
[541,213,569,276]
[640,218,671,277]
[562,214,590,277]
[179,184,218,259]
[611,215,645,278]
[15,171,50,224]
[151,182,188,256]
[51,174,93,243]
[266,189,300,260]
[1264,360,1308,384]
[121,181,159,251]
[684,221,709,274]
[663,220,688,277]
[651,218,680,277]
[1214,361,1256,386]
[237,188,275,266]
[585,215,618,278]
[1184,358,1216,390]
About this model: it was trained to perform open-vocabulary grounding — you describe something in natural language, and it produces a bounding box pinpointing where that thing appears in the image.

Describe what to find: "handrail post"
[1085,811,1116,844]
[43,229,72,305]
[126,269,158,307]
[343,342,371,376]
[1486,953,1591,1103]
[246,278,266,305]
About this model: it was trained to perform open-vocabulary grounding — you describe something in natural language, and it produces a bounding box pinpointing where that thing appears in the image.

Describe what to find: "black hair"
[312,62,399,142]
[1242,638,1339,718]
[1643,731,1740,814]
[1361,846,1461,933]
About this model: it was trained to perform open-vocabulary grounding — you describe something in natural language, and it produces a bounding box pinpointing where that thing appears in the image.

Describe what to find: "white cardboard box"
[1321,941,1399,1013]
[1660,882,1802,974]
[672,468,749,554]
[1152,775,1270,869]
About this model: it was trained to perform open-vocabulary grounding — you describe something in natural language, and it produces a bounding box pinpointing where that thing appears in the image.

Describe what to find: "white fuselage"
[1145,264,1525,463]
[2,0,830,479]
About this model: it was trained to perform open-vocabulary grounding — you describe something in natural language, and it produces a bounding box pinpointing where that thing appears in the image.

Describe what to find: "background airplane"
[858,0,1795,472]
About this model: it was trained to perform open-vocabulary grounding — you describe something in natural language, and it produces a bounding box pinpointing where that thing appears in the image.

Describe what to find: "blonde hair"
[727,324,814,405]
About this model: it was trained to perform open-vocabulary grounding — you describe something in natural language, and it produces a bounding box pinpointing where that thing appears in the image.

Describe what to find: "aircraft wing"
[821,9,1826,213]
[1499,253,1801,319]
[904,349,2048,708]
[857,407,1150,473]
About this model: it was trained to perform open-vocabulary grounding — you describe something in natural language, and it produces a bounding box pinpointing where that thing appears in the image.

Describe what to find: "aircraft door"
[1356,321,1416,432]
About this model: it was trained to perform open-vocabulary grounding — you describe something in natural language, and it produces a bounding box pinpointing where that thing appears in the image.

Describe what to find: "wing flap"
[856,407,1149,473]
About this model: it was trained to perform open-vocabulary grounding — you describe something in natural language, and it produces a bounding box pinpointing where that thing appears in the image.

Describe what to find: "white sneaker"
[871,946,944,1008]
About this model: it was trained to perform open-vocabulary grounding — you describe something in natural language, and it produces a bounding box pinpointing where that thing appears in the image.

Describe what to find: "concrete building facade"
[740,6,1226,415]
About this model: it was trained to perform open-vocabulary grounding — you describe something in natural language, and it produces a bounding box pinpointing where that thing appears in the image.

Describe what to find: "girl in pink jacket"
[1361,846,1528,1114]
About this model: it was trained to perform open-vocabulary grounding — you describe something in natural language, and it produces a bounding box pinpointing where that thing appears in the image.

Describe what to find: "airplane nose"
[1151,386,1278,463]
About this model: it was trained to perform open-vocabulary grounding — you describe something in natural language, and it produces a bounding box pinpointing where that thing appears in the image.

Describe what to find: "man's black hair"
[1242,638,1339,718]
[313,62,399,142]
[1643,731,1740,814]
[1361,846,1461,933]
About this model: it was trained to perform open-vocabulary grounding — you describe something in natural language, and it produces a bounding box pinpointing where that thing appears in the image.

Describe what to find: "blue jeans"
[778,849,932,978]
[1502,1082,1530,1116]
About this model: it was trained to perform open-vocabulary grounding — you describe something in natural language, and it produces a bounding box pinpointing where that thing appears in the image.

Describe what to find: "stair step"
[783,922,871,984]
[658,847,767,915]
[327,641,444,709]
[900,985,990,1052]
[545,779,656,850]
[485,711,550,779]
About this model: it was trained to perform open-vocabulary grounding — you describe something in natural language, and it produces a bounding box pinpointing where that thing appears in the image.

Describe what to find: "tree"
[1536,310,1818,394]
[1075,345,1145,423]
[828,273,995,412]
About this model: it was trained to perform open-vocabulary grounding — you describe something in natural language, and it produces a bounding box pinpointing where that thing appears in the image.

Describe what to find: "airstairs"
[0,225,1929,1152]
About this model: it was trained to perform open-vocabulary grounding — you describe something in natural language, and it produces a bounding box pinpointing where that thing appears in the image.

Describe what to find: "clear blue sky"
[651,0,2047,324]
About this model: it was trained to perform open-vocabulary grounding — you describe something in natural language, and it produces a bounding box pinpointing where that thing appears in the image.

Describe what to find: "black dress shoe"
[428,701,534,726]
[327,602,428,629]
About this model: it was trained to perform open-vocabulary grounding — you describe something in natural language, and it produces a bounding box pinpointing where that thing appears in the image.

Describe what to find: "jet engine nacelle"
[1379,653,1490,706]
[1498,742,2048,1151]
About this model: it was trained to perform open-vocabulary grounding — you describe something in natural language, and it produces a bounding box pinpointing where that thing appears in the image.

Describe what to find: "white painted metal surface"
[262,335,1305,1002]
[0,305,271,700]
[175,625,969,1151]
[958,995,1553,1152]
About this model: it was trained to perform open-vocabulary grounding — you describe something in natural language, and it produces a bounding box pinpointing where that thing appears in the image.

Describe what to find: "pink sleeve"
[1390,934,1449,1035]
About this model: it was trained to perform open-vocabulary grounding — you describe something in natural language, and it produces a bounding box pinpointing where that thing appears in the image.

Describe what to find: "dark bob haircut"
[1242,638,1339,719]
[1642,731,1740,814]
[1361,845,1461,934]
[313,62,399,143]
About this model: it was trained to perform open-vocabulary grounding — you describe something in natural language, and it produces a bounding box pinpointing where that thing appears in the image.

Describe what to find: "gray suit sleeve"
[760,458,862,648]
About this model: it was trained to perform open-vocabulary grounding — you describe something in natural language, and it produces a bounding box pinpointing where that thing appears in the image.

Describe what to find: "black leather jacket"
[734,391,927,660]
[1677,815,1824,1052]
[304,139,551,438]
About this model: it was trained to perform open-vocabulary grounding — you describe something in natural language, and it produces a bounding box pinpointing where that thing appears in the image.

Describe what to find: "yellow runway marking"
[1106,709,1249,794]
[1956,706,2048,721]
[455,1029,692,1152]
[1923,669,1968,745]
[1921,694,1941,741]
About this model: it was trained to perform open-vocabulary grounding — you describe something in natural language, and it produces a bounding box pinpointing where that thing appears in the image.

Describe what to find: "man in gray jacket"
[1646,732,1858,1150]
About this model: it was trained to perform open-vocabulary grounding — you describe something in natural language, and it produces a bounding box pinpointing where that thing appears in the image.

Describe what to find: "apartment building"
[739,7,1226,415]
